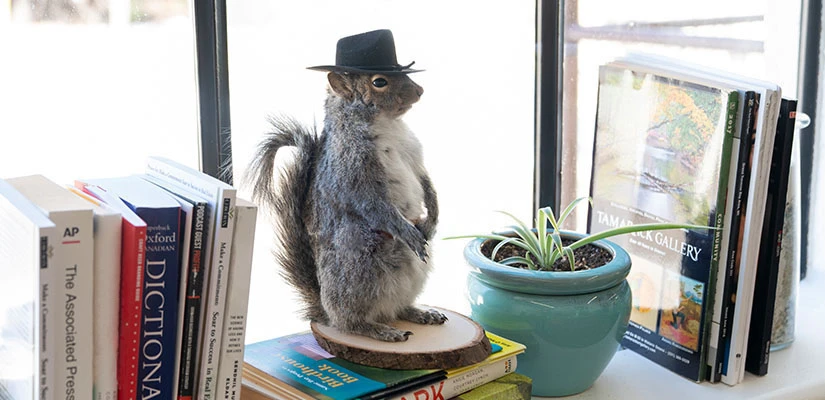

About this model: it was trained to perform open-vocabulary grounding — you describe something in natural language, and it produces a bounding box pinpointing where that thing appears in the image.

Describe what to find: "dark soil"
[480,237,614,272]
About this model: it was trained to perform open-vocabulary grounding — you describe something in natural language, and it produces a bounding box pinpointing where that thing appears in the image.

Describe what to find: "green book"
[453,373,532,400]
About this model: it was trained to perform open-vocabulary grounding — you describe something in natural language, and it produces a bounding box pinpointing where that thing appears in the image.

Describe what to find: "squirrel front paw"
[398,222,428,262]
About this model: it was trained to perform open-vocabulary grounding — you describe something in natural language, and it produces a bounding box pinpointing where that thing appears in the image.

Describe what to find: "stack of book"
[240,330,530,400]
[0,156,258,400]
[588,54,798,386]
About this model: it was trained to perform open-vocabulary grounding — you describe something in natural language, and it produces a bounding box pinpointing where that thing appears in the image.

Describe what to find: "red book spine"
[118,221,146,400]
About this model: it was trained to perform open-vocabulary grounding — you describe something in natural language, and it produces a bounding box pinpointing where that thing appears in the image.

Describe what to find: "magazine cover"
[588,63,738,381]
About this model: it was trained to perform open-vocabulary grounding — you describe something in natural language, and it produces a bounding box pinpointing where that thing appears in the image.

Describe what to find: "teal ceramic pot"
[465,230,632,397]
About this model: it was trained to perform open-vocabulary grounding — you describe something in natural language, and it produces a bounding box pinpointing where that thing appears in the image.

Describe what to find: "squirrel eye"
[372,78,388,88]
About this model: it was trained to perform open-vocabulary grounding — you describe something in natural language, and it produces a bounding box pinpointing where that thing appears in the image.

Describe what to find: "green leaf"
[539,206,561,232]
[562,247,576,271]
[497,209,542,255]
[542,233,556,267]
[540,246,564,271]
[492,237,521,260]
[557,196,591,228]
[536,208,549,258]
[568,223,710,251]
[500,256,537,270]
[443,233,513,242]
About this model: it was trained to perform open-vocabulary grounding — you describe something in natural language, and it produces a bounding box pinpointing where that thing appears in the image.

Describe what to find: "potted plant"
[447,197,708,397]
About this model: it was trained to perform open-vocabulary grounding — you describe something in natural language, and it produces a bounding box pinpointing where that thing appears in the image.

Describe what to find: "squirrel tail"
[245,115,326,323]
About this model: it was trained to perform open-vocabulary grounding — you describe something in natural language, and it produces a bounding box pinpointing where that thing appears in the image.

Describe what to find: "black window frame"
[195,0,820,275]
[193,0,233,186]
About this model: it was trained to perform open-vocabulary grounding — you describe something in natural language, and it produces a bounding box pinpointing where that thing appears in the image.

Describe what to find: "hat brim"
[306,65,423,74]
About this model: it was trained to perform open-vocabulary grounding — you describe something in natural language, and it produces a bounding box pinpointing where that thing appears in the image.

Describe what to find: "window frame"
[193,0,234,185]
[534,0,565,215]
[796,0,820,279]
[196,0,820,274]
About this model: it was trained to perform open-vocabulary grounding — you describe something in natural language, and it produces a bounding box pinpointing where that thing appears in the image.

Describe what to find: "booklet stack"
[588,54,798,385]
[241,330,529,400]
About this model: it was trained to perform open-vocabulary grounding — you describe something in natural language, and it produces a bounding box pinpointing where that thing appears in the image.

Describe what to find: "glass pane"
[561,0,803,231]
[228,1,536,342]
[0,0,199,185]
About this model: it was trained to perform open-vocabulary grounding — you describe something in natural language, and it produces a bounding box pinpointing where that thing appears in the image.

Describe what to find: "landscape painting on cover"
[589,64,732,382]
[657,271,704,351]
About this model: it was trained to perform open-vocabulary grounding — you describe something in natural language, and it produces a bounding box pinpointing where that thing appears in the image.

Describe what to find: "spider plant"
[446,196,710,271]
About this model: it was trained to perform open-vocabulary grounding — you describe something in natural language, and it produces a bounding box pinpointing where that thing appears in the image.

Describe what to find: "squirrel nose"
[416,85,424,97]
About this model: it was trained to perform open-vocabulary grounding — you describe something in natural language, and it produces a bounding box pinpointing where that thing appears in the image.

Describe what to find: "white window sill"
[535,270,825,399]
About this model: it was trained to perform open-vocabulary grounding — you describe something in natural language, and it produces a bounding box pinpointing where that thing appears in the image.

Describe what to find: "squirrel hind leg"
[398,306,448,325]
[338,320,413,342]
[321,295,415,342]
[305,304,329,325]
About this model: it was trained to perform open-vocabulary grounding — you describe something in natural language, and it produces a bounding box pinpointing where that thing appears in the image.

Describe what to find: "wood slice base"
[310,307,492,370]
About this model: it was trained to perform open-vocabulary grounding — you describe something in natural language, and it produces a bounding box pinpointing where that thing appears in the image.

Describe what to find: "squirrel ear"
[327,72,354,101]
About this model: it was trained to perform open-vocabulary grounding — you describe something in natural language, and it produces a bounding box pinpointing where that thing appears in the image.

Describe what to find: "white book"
[0,179,58,400]
[67,187,122,400]
[144,156,237,400]
[7,175,95,400]
[216,198,258,400]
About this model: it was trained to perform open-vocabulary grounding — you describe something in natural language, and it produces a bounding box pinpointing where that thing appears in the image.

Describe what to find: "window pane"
[228,1,536,343]
[0,0,199,184]
[561,0,803,231]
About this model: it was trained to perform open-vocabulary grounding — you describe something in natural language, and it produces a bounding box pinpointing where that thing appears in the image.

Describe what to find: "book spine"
[453,373,532,400]
[177,201,209,400]
[40,229,55,400]
[217,201,258,400]
[52,211,95,400]
[172,204,191,400]
[711,91,757,382]
[391,356,518,400]
[136,206,182,400]
[698,90,739,380]
[722,89,782,386]
[92,213,122,400]
[116,222,147,400]
[197,189,237,400]
[745,99,798,376]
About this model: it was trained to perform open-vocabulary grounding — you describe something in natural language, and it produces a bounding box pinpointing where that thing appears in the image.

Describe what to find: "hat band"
[343,61,415,72]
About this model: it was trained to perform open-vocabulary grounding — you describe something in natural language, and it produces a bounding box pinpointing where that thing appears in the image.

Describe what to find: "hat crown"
[335,29,399,70]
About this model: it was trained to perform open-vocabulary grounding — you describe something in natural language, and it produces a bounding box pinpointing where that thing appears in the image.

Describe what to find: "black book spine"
[745,98,798,376]
[178,201,210,398]
[713,91,757,382]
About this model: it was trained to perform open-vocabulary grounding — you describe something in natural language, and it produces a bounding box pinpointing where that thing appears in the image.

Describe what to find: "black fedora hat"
[307,29,422,74]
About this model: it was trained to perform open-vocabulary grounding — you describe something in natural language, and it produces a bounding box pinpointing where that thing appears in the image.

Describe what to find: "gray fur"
[246,72,445,342]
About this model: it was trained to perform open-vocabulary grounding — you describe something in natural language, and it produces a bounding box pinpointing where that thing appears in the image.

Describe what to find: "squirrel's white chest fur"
[370,116,427,223]
[367,117,432,321]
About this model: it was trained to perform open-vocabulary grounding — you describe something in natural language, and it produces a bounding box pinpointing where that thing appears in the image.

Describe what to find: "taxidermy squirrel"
[246,29,446,342]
